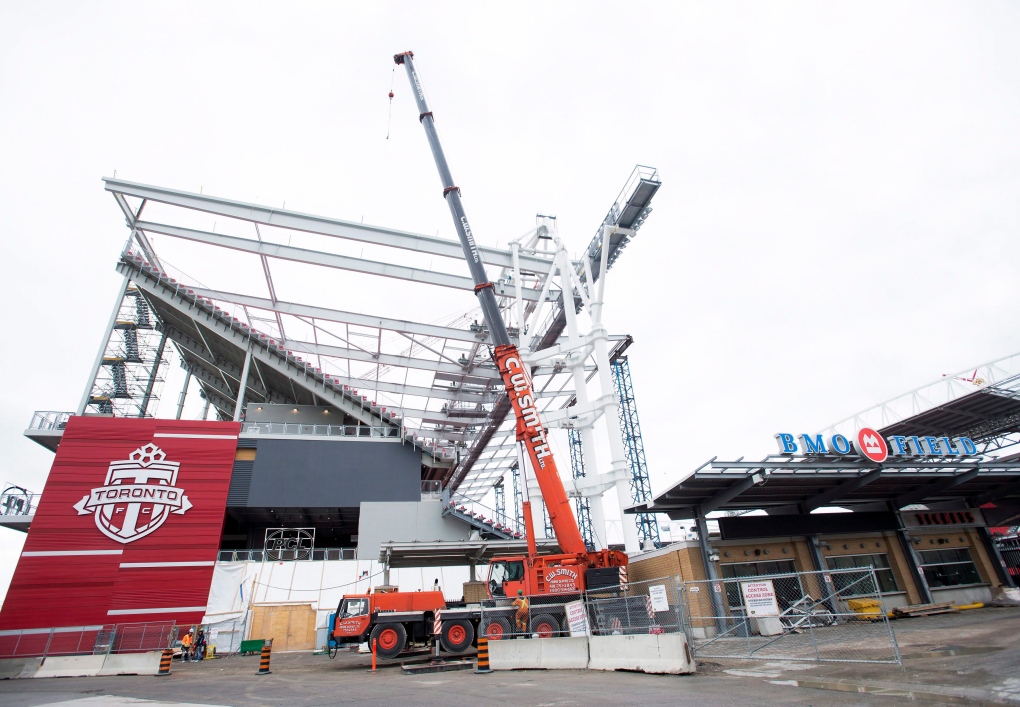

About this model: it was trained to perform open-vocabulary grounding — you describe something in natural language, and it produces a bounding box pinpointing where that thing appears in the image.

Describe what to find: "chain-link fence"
[0,621,177,659]
[682,568,900,664]
[479,593,583,640]
[477,576,687,641]
[586,576,684,636]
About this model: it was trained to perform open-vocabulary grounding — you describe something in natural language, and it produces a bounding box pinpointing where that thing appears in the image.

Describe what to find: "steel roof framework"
[87,167,659,500]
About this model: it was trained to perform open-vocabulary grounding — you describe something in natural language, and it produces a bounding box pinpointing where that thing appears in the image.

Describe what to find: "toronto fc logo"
[73,443,192,544]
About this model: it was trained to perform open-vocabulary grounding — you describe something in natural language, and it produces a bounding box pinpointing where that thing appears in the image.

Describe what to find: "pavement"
[0,607,1017,706]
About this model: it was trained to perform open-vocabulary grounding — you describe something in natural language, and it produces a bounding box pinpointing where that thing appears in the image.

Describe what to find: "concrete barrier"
[32,655,106,678]
[97,651,165,676]
[588,634,696,675]
[488,636,589,670]
[0,657,43,679]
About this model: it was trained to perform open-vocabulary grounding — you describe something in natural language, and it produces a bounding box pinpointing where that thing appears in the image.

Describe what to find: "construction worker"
[512,589,529,635]
[194,629,207,661]
[180,629,193,661]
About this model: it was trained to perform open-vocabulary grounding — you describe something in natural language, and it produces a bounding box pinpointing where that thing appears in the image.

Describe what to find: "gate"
[996,535,1020,584]
[682,568,901,664]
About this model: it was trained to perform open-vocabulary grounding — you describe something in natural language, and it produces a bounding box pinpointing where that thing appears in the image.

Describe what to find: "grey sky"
[1,2,1019,599]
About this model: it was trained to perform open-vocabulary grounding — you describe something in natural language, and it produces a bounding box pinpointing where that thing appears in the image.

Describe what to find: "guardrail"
[28,411,73,431]
[241,422,400,438]
[0,490,40,517]
[0,621,176,659]
[217,548,356,562]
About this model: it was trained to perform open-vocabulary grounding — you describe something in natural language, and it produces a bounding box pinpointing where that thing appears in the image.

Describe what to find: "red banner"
[0,417,239,630]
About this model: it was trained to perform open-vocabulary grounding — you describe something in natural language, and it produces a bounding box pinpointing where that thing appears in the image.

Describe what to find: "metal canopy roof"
[635,352,1020,521]
[631,458,1020,521]
[825,353,1020,456]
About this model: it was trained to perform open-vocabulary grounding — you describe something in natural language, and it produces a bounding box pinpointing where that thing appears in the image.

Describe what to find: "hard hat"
[517,589,523,595]
[189,628,194,633]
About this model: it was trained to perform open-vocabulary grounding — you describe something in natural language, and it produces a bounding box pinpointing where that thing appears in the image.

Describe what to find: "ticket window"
[825,553,899,595]
[918,548,983,588]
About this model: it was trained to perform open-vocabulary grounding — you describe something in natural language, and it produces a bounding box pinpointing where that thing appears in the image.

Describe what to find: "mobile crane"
[327,52,628,659]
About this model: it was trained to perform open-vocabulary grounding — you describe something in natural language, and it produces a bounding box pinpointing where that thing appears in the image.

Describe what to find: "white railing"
[28,411,73,431]
[241,422,400,438]
[216,548,356,562]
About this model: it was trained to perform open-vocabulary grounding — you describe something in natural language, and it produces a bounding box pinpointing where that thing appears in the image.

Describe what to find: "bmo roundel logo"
[855,428,888,463]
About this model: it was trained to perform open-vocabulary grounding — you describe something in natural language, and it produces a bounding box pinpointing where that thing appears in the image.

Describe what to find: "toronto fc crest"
[73,443,192,544]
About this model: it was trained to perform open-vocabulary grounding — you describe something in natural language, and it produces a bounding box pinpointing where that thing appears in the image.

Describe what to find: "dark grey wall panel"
[227,460,254,506]
[245,439,419,508]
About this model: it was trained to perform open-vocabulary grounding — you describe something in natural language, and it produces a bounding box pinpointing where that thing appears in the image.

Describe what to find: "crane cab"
[487,557,526,597]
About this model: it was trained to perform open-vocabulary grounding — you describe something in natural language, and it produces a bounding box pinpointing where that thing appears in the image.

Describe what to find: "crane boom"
[394,51,588,557]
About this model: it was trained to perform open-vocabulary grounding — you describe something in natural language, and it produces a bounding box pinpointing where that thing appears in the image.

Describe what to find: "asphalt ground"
[0,607,1017,706]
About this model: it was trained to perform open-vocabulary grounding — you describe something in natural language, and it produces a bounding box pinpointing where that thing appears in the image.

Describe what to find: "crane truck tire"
[439,619,475,653]
[370,623,406,659]
[530,614,559,639]
[481,617,511,641]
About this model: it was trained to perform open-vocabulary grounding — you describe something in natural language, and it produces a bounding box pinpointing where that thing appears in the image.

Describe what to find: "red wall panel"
[0,417,239,630]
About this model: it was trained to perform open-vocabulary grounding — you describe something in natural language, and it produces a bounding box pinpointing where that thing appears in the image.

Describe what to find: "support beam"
[188,287,487,345]
[176,368,192,420]
[281,339,500,379]
[895,510,934,605]
[104,178,562,273]
[162,325,280,403]
[972,478,1020,506]
[234,347,253,422]
[138,330,168,417]
[892,468,981,509]
[698,471,767,516]
[694,510,726,633]
[136,221,536,297]
[803,468,884,512]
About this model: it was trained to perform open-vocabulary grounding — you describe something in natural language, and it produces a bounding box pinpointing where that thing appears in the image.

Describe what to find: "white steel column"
[77,274,131,415]
[175,368,193,420]
[557,246,607,551]
[233,347,253,422]
[590,226,641,554]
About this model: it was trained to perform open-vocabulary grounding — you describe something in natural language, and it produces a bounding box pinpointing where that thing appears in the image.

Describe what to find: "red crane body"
[393,51,627,600]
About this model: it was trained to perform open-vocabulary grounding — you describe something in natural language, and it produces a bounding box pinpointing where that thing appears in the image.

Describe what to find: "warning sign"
[739,580,780,617]
[565,600,589,637]
[648,585,670,613]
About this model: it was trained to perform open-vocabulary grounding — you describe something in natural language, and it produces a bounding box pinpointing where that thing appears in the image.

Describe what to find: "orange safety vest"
[181,634,192,648]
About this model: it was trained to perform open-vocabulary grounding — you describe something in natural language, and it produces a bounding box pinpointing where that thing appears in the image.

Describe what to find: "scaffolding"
[83,285,168,418]
[611,355,661,549]
[568,428,596,551]
[511,463,524,531]
[493,479,507,528]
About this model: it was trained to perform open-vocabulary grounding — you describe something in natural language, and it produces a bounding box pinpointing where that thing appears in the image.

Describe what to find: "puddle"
[899,645,1004,661]
[775,679,974,704]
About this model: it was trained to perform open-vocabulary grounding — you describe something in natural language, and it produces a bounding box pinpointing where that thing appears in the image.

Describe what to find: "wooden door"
[249,604,317,651]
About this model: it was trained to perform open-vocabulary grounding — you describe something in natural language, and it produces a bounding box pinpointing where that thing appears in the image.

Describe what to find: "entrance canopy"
[630,457,1020,521]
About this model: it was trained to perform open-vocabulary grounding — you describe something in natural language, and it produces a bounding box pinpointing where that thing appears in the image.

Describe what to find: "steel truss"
[80,284,167,417]
[568,428,596,551]
[611,355,661,549]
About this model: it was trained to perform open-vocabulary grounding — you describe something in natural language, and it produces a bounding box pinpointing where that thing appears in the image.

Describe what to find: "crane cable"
[386,65,396,140]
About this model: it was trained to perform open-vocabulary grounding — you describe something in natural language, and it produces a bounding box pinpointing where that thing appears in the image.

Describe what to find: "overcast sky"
[1,2,1019,600]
